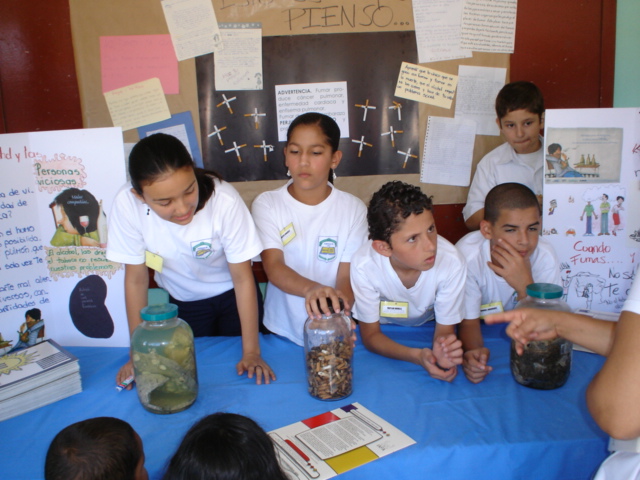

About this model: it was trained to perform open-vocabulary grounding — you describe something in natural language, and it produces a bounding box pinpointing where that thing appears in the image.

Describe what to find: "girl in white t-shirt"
[251,113,367,345]
[107,133,275,386]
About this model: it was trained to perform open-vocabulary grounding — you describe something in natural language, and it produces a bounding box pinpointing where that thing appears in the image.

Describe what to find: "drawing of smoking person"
[598,193,610,236]
[581,200,597,236]
[611,195,625,236]
[546,143,583,178]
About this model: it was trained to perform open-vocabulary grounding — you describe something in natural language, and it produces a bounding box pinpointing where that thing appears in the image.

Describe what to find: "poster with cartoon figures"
[0,127,129,349]
[543,108,640,313]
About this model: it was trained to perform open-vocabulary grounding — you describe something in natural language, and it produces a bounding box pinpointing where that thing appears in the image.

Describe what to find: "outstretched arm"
[228,260,276,385]
[485,308,615,356]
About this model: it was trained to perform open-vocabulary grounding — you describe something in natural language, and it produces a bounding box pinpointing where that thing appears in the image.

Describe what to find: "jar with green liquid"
[131,303,198,413]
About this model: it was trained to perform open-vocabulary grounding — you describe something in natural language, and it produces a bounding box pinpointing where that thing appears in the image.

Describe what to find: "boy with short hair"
[45,417,148,480]
[350,181,466,382]
[463,81,545,230]
[456,183,561,383]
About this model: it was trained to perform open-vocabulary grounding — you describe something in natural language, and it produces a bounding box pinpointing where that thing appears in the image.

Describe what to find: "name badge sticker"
[280,223,296,246]
[145,251,163,273]
[380,301,409,318]
[480,301,504,319]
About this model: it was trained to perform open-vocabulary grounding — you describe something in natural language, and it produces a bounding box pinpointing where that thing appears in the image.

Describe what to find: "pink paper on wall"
[100,35,179,94]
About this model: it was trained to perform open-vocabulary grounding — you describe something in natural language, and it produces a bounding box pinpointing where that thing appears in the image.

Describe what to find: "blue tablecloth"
[0,323,609,480]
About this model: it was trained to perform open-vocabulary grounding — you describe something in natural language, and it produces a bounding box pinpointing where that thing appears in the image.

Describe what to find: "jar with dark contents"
[304,299,353,401]
[131,303,198,413]
[510,283,573,390]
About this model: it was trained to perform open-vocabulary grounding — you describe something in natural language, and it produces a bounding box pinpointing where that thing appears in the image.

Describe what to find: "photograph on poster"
[197,31,419,181]
[544,127,623,183]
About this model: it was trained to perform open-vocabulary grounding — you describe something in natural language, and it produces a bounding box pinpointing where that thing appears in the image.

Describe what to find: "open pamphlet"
[269,402,415,479]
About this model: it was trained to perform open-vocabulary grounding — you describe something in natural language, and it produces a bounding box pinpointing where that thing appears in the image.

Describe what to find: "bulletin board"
[68,0,509,206]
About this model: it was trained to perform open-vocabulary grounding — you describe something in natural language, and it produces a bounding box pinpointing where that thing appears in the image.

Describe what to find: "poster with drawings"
[542,108,640,314]
[0,127,129,350]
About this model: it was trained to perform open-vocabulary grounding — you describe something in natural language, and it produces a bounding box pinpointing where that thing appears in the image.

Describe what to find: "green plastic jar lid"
[140,303,178,322]
[526,283,563,299]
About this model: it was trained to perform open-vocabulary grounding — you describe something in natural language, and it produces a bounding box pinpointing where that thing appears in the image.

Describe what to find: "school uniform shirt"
[106,179,262,302]
[251,181,367,346]
[455,231,561,319]
[594,276,640,480]
[351,236,466,326]
[462,139,544,221]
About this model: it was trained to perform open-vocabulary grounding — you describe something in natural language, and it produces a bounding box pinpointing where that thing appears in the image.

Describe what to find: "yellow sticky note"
[394,62,458,109]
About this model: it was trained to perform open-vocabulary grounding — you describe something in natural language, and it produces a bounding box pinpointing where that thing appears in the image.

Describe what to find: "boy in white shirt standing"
[456,182,561,383]
[351,181,466,382]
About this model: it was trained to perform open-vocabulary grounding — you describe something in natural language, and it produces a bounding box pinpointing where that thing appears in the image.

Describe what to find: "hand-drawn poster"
[542,108,640,313]
[0,128,128,350]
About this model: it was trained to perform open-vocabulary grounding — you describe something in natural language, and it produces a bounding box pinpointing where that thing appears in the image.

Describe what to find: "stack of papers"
[0,340,82,422]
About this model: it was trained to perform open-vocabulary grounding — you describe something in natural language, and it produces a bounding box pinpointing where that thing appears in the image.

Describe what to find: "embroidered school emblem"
[317,237,337,262]
[191,239,213,259]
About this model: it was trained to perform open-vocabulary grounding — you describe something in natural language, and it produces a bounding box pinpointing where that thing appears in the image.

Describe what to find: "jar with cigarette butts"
[131,303,198,413]
[510,283,573,390]
[304,299,353,401]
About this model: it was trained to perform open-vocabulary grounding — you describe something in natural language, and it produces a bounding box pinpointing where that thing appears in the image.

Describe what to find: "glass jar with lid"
[131,303,198,413]
[510,283,573,390]
[304,299,353,401]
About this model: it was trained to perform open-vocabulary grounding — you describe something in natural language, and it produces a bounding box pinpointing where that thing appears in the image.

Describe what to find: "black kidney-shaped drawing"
[69,275,114,338]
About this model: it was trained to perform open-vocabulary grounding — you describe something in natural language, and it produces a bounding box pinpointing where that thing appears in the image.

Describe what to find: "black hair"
[602,193,609,199]
[617,196,624,201]
[162,413,288,480]
[495,81,545,120]
[129,133,221,213]
[547,143,562,155]
[484,183,540,224]
[26,308,41,320]
[286,112,341,183]
[51,188,100,234]
[45,417,142,480]
[367,181,433,243]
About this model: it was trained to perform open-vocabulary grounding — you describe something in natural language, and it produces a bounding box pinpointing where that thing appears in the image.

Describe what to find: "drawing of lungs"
[69,275,114,338]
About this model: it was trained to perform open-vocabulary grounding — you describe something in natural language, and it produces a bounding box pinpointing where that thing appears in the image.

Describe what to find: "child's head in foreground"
[481,182,541,260]
[162,412,288,480]
[45,417,147,480]
[495,81,545,155]
[368,181,437,272]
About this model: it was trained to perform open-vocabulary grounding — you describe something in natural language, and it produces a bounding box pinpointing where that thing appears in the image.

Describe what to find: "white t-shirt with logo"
[350,236,466,326]
[106,178,262,302]
[251,181,367,346]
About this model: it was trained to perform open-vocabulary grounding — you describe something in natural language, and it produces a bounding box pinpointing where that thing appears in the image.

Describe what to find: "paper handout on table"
[269,402,415,479]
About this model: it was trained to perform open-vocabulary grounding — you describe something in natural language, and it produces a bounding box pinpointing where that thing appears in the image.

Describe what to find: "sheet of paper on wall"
[99,35,179,94]
[104,78,171,132]
[395,62,458,109]
[460,0,517,53]
[454,65,506,136]
[137,111,203,168]
[412,0,472,63]
[275,82,350,142]
[542,108,640,315]
[161,0,223,61]
[421,116,476,186]
[214,24,263,91]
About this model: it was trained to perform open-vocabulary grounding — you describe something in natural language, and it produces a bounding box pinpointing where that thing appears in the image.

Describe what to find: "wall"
[614,0,640,108]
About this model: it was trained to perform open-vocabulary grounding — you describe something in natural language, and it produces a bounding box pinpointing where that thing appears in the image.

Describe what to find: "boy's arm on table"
[228,260,275,384]
[359,321,457,382]
[587,309,640,439]
[118,263,149,387]
[485,308,615,356]
[458,318,492,384]
[261,248,345,318]
[486,238,533,300]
